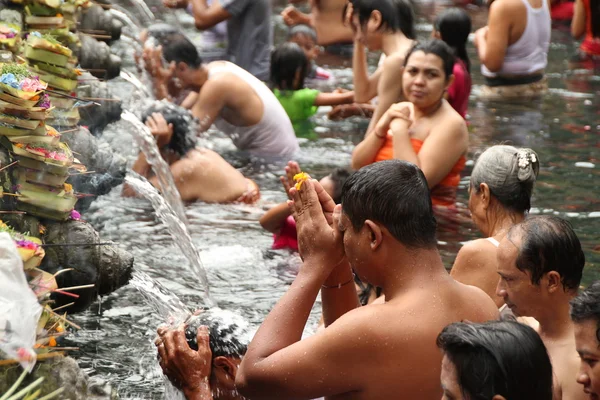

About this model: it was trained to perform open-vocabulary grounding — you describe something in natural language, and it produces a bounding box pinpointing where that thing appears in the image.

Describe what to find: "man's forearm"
[184,382,213,400]
[321,260,360,327]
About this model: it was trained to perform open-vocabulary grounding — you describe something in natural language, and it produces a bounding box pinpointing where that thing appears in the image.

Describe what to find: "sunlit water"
[63,1,600,398]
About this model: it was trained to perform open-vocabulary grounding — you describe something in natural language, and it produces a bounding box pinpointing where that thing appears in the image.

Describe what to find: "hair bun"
[516,149,540,183]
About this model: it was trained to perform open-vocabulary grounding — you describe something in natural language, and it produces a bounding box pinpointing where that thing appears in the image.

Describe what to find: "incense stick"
[51,302,75,312]
[0,160,18,172]
[45,89,102,106]
[0,211,26,214]
[0,352,65,367]
[58,128,79,134]
[46,309,81,330]
[41,242,112,247]
[58,284,95,291]
[69,171,96,176]
[1,193,21,197]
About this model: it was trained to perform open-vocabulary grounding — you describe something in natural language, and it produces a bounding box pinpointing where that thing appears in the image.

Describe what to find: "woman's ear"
[364,220,383,250]
[368,10,383,31]
[479,182,491,209]
[212,356,239,390]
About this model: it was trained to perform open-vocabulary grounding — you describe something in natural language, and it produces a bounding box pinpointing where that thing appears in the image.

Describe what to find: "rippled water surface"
[65,1,600,398]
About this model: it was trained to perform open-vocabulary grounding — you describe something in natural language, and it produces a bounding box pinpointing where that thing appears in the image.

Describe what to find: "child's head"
[270,42,309,91]
[432,8,472,71]
[320,168,351,204]
[288,25,320,63]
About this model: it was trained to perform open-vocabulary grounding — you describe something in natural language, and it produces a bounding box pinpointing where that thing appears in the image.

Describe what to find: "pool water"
[65,2,600,398]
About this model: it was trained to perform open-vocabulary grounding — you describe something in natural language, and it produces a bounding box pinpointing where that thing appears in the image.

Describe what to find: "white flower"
[530,153,537,163]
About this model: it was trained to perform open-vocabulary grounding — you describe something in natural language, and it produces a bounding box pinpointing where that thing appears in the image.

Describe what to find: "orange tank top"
[374,134,466,207]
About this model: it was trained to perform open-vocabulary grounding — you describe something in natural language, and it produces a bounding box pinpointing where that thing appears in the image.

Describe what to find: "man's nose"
[577,371,590,386]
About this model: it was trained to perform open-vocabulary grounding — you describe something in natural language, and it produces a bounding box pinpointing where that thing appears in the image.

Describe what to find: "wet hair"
[161,33,203,69]
[288,24,318,42]
[404,39,456,80]
[142,101,196,157]
[328,168,351,204]
[270,42,309,91]
[145,23,180,46]
[437,320,554,400]
[507,215,585,291]
[571,281,600,344]
[470,145,539,214]
[434,8,472,73]
[185,308,249,358]
[341,160,437,249]
[345,0,416,39]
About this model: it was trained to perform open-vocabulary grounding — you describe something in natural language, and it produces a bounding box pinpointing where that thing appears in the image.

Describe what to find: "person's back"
[312,0,354,45]
[221,0,272,81]
[206,61,298,157]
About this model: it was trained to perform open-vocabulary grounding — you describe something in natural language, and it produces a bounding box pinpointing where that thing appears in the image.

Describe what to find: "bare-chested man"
[147,33,298,158]
[496,215,587,400]
[281,0,354,46]
[234,160,498,399]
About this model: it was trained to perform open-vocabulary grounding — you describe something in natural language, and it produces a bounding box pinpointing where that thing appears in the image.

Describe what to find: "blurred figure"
[438,320,554,400]
[572,0,600,58]
[570,281,600,399]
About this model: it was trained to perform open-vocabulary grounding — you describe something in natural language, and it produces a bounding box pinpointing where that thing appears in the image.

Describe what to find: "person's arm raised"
[190,78,228,133]
[365,54,405,135]
[392,106,468,188]
[571,0,586,38]
[190,0,231,30]
[352,41,382,103]
[259,161,301,234]
[475,1,511,73]
[236,180,363,399]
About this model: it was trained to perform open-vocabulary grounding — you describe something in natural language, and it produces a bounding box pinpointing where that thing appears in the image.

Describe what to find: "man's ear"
[546,271,562,294]
[212,356,238,390]
[364,220,382,250]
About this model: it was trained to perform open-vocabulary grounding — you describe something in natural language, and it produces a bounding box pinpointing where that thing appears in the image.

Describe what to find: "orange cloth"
[374,134,466,206]
[236,178,261,204]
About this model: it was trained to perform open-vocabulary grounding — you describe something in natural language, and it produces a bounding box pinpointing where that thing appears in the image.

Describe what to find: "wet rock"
[79,5,123,42]
[76,34,122,79]
[76,76,123,134]
[0,357,119,399]
[41,220,133,312]
[61,127,127,212]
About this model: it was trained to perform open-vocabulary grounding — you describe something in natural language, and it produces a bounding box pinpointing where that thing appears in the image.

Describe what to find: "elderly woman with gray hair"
[451,145,539,307]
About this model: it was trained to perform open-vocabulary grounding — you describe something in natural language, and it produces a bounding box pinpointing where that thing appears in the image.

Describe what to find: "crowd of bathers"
[119,0,600,399]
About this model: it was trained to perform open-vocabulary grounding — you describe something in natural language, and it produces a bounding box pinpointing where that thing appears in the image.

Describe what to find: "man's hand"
[144,46,176,84]
[288,179,345,276]
[281,6,308,26]
[280,161,302,200]
[374,102,411,137]
[156,325,213,398]
[145,113,174,148]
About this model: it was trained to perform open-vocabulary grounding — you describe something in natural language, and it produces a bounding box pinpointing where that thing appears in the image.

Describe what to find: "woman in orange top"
[572,0,600,57]
[351,39,469,206]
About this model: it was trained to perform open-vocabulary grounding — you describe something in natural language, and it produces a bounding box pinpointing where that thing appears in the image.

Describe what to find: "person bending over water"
[474,0,551,99]
[155,309,248,400]
[347,0,416,134]
[451,146,539,308]
[123,103,259,204]
[438,320,554,400]
[236,160,498,399]
[148,34,298,158]
[270,43,355,123]
[432,8,473,119]
[570,281,600,399]
[496,215,587,400]
[281,0,354,46]
[572,0,600,58]
[353,40,468,207]
[287,24,332,81]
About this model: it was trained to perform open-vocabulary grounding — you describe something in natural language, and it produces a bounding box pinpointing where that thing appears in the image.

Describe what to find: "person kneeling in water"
[122,102,259,204]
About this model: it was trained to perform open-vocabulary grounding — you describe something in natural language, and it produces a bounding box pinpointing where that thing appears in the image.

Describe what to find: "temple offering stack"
[0,62,82,221]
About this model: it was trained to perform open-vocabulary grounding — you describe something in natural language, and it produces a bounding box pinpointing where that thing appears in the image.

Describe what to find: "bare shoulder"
[490,0,526,14]
[456,239,497,261]
[382,53,406,73]
[454,281,500,319]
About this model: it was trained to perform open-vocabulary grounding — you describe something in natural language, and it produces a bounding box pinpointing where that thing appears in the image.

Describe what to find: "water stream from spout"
[125,174,212,304]
[121,110,189,225]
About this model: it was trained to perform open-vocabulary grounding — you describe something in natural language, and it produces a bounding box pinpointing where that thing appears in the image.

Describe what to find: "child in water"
[287,24,332,81]
[271,42,355,123]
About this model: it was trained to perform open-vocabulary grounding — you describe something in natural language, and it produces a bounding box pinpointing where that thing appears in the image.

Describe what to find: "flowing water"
[64,1,600,398]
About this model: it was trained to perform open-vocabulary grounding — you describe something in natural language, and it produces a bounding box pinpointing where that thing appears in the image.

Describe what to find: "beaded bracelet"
[322,275,354,289]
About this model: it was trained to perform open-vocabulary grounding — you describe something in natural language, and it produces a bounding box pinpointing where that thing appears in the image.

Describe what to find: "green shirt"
[274,88,320,123]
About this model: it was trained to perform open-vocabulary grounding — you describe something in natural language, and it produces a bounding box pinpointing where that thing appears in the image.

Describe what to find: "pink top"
[272,215,298,251]
[447,60,471,119]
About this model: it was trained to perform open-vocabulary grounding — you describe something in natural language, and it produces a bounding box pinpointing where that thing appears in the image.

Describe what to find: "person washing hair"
[271,43,355,123]
[432,8,472,118]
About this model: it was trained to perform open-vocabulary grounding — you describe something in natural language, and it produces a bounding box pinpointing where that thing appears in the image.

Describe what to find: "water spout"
[120,69,152,98]
[124,174,212,304]
[121,110,189,226]
[109,7,141,33]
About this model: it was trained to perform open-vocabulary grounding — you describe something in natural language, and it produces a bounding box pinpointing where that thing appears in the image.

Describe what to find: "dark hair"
[434,8,472,73]
[328,168,351,204]
[142,102,196,157]
[288,24,317,42]
[592,0,600,37]
[341,160,437,249]
[345,0,416,39]
[471,146,539,214]
[161,33,202,69]
[437,320,554,400]
[571,281,600,344]
[185,309,248,358]
[146,23,180,46]
[270,42,309,91]
[507,215,585,291]
[404,39,456,80]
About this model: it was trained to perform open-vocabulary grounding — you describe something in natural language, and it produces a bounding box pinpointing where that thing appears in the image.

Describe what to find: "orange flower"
[293,172,310,190]
[48,336,57,347]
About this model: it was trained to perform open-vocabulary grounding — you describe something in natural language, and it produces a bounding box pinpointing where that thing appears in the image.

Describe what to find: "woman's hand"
[155,325,213,397]
[344,2,354,27]
[289,179,345,277]
[281,6,307,26]
[373,102,411,137]
[145,112,174,148]
[280,161,302,200]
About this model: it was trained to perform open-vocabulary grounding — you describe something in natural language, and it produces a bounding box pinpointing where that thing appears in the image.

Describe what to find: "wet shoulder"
[453,281,500,321]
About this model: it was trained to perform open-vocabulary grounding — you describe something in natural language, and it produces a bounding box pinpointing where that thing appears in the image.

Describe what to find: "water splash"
[120,69,152,98]
[125,174,212,305]
[121,110,189,226]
